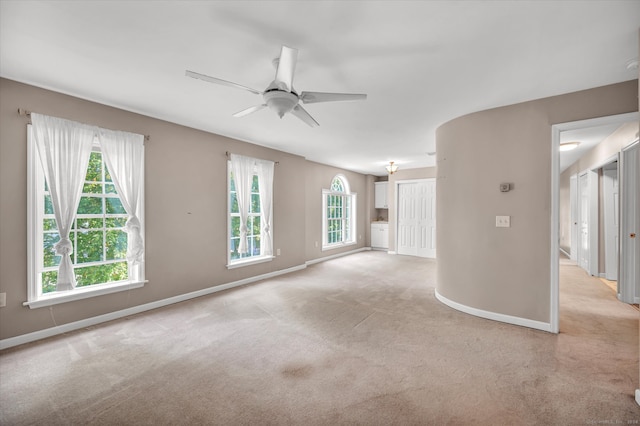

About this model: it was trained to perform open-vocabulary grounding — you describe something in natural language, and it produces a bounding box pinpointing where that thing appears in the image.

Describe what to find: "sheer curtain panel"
[230,154,254,254]
[99,129,145,264]
[256,159,275,256]
[31,113,95,291]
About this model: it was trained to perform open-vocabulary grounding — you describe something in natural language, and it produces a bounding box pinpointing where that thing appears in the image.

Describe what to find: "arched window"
[322,175,356,249]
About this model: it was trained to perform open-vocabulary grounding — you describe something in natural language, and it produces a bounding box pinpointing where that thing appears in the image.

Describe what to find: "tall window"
[229,173,261,260]
[27,117,145,308]
[323,175,356,249]
[228,154,274,267]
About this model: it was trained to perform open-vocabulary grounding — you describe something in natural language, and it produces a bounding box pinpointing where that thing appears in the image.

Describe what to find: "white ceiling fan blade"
[185,70,262,95]
[274,46,298,92]
[291,104,319,127]
[299,91,367,104]
[233,104,267,117]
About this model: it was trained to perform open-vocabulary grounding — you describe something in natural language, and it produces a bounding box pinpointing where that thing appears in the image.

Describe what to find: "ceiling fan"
[185,45,367,127]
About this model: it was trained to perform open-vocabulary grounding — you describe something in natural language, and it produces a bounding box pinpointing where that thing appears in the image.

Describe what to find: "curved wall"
[435,80,638,328]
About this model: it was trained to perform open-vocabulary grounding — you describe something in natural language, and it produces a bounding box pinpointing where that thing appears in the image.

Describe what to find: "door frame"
[550,111,638,334]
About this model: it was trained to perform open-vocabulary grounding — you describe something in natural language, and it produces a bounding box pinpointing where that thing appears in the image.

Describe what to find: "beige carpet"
[1,251,638,425]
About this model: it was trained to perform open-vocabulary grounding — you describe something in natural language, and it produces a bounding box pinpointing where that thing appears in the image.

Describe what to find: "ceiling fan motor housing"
[264,90,299,118]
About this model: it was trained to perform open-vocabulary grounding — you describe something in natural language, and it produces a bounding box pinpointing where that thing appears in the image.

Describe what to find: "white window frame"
[322,174,357,250]
[227,161,274,268]
[26,126,145,309]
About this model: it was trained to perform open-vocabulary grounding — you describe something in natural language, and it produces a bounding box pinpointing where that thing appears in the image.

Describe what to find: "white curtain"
[99,129,145,264]
[256,159,274,256]
[31,113,95,291]
[230,154,254,254]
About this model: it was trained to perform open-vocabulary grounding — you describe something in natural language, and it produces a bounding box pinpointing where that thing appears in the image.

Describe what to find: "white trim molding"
[636,389,640,406]
[435,289,552,333]
[1,264,306,350]
[306,247,370,266]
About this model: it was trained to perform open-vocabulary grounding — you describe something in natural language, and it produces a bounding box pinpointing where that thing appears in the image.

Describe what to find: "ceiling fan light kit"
[186,45,367,127]
[559,141,581,151]
[263,90,298,118]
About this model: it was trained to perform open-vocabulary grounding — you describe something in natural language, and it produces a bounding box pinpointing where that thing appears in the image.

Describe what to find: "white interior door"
[619,141,639,303]
[578,172,590,272]
[602,164,619,281]
[418,180,436,258]
[397,179,436,258]
[570,175,578,261]
[398,183,418,256]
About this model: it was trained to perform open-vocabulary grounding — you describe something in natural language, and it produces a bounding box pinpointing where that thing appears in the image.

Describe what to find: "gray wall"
[0,78,368,340]
[435,80,638,323]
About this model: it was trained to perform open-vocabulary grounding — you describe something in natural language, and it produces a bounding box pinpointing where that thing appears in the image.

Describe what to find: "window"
[323,175,356,249]
[27,120,145,308]
[229,173,261,260]
[40,150,129,292]
[228,154,274,267]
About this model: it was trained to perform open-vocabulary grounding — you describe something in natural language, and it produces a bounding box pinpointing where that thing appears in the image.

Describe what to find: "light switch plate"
[0,292,6,307]
[496,216,511,228]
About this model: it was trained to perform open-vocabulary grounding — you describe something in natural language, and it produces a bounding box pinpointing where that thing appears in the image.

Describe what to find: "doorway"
[551,111,639,333]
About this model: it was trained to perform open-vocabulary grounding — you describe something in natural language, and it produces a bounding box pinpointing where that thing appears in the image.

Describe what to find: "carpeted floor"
[1,251,638,425]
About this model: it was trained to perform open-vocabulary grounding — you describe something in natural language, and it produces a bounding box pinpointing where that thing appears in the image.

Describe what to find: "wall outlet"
[0,292,6,307]
[276,248,281,256]
[496,216,511,228]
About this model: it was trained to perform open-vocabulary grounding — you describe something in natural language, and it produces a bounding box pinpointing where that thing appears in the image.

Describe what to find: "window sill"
[322,241,357,252]
[23,280,147,309]
[226,255,274,269]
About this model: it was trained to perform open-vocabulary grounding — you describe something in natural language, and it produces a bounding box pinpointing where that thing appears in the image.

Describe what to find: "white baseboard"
[434,289,553,333]
[559,247,570,258]
[0,264,306,351]
[305,247,369,266]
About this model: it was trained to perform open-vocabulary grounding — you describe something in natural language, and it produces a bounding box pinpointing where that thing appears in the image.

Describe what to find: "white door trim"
[550,111,639,334]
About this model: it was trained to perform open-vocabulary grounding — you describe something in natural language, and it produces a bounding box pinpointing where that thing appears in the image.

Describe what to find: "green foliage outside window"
[41,151,128,293]
[229,173,262,260]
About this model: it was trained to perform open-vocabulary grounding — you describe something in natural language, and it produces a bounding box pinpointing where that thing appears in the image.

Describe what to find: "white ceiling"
[1,1,638,176]
[559,123,625,172]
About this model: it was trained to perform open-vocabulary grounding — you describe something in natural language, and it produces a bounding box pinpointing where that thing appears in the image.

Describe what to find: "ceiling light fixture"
[559,141,581,152]
[386,161,398,174]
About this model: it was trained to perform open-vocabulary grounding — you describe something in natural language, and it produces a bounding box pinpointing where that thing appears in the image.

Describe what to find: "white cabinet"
[374,181,389,209]
[371,222,389,249]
